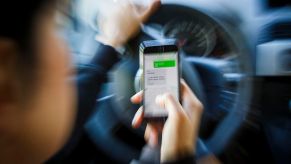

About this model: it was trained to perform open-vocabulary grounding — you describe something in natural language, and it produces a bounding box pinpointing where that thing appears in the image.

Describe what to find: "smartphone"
[140,39,180,121]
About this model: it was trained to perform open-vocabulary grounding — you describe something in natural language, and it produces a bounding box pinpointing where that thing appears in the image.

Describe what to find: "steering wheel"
[85,1,253,163]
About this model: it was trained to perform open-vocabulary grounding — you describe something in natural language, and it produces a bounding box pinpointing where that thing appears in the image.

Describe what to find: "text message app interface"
[144,52,179,117]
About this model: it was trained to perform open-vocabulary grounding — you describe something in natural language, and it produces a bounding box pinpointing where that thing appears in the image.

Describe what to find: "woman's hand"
[131,80,203,162]
[96,0,160,48]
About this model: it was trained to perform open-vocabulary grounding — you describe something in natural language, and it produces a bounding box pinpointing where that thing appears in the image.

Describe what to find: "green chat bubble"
[154,60,176,68]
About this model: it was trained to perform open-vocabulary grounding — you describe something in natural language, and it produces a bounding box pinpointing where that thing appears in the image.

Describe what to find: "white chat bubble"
[146,69,167,86]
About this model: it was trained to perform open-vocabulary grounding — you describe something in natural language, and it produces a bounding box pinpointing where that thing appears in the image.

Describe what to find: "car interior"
[57,0,291,163]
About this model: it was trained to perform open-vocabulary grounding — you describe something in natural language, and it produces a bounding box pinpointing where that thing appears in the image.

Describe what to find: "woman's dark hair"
[0,0,57,89]
[0,1,56,50]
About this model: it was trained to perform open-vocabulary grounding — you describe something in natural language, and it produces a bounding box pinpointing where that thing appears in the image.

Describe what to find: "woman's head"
[0,1,76,163]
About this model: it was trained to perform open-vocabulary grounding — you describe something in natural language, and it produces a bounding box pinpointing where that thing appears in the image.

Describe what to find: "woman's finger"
[144,125,158,147]
[180,79,203,122]
[130,91,143,104]
[155,93,184,119]
[132,106,144,128]
[138,0,161,22]
[180,79,199,101]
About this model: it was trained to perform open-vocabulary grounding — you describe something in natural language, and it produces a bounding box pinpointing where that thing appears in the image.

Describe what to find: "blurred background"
[56,0,291,163]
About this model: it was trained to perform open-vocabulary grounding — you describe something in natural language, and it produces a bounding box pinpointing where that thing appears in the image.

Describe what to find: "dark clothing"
[47,43,195,164]
[133,144,196,164]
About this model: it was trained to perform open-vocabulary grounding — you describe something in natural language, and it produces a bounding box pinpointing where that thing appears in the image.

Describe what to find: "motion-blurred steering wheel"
[85,1,253,163]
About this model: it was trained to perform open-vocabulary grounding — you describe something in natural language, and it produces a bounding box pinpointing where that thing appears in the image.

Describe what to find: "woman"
[0,0,203,163]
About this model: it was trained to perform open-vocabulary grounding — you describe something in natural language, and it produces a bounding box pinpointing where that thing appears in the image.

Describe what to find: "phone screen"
[144,51,179,118]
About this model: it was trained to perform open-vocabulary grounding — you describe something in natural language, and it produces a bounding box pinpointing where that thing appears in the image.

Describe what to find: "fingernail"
[130,96,134,102]
[132,109,142,128]
[131,116,137,128]
[132,112,139,127]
